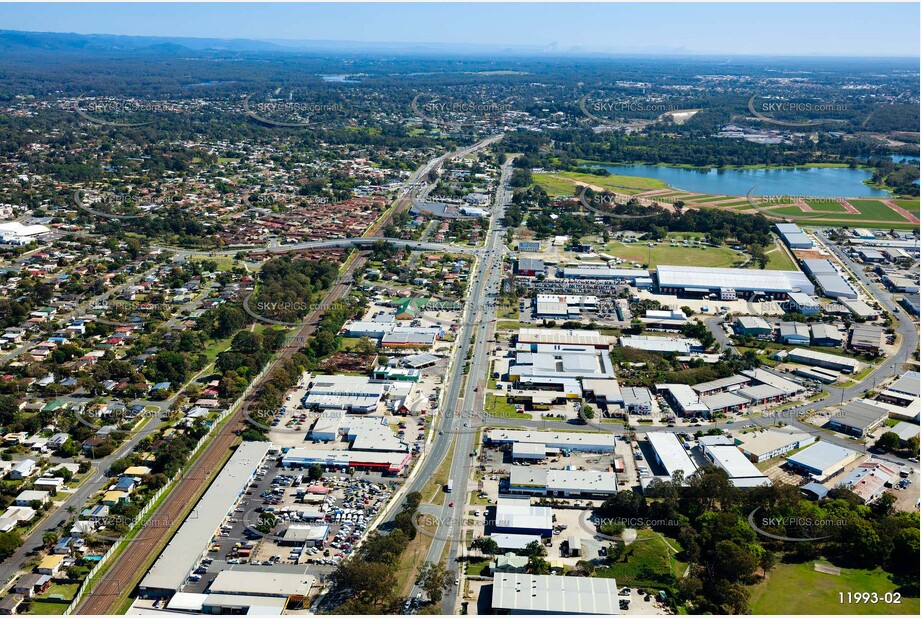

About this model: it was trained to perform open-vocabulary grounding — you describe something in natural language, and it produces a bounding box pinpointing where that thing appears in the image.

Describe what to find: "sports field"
[748,561,919,615]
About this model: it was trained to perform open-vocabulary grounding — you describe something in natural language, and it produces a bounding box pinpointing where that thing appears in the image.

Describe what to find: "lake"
[591,164,890,198]
[321,75,360,83]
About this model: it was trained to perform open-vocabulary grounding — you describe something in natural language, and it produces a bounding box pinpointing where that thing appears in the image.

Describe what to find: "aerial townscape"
[0,2,918,617]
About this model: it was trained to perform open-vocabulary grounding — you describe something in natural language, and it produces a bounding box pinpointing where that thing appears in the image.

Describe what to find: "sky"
[0,2,918,57]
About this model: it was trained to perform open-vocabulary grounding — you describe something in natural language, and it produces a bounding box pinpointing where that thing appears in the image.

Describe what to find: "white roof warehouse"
[491,573,620,615]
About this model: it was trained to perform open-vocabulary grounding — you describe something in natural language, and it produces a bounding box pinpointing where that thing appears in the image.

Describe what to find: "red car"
[449,502,454,507]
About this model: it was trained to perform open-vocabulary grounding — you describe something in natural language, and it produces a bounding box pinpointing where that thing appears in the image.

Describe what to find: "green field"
[804,198,849,212]
[594,530,685,591]
[847,200,910,222]
[748,561,919,615]
[603,240,742,269]
[893,198,920,212]
[533,171,668,197]
[764,245,798,271]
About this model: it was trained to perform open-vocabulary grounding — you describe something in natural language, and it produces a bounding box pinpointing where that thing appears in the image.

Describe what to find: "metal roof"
[656,265,812,294]
[786,441,859,474]
[492,573,621,615]
[647,432,698,479]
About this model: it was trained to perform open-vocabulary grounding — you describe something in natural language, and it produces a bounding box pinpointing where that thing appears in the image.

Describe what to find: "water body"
[889,154,920,164]
[321,75,360,83]
[592,164,890,198]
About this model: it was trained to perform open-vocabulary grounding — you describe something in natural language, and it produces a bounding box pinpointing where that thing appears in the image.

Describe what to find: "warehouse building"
[810,324,845,347]
[735,316,773,337]
[302,375,389,413]
[0,222,51,245]
[802,259,858,300]
[700,443,771,488]
[491,573,621,615]
[517,328,611,350]
[775,223,813,249]
[647,432,698,480]
[655,264,814,299]
[829,400,889,438]
[741,368,806,397]
[878,371,921,405]
[490,533,543,552]
[840,298,879,320]
[657,384,709,417]
[785,442,861,482]
[582,378,624,406]
[779,321,810,345]
[640,309,688,330]
[786,292,821,316]
[702,391,750,415]
[509,348,617,383]
[517,258,545,277]
[692,375,751,397]
[281,448,411,475]
[507,468,618,498]
[786,348,862,374]
[619,335,701,354]
[139,442,270,598]
[485,429,615,453]
[848,324,883,353]
[494,498,553,537]
[621,386,654,414]
[738,429,816,463]
[209,570,314,599]
[793,366,840,384]
[835,461,897,504]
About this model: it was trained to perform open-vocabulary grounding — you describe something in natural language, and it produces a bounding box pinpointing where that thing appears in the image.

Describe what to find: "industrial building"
[655,264,814,298]
[778,321,810,345]
[582,378,624,406]
[281,448,411,475]
[734,316,773,337]
[786,348,862,374]
[494,497,553,537]
[301,374,389,413]
[657,384,709,417]
[699,440,770,488]
[848,324,883,353]
[491,573,621,615]
[835,460,897,504]
[640,309,688,330]
[534,294,598,318]
[810,324,845,347]
[775,223,813,249]
[785,442,861,482]
[139,442,270,598]
[802,259,858,300]
[786,292,821,316]
[517,258,545,277]
[209,570,314,599]
[840,298,879,320]
[646,432,698,481]
[738,429,816,463]
[619,335,701,354]
[517,328,611,349]
[701,391,750,415]
[621,386,654,414]
[740,368,806,397]
[485,429,615,453]
[829,400,889,438]
[507,468,618,498]
[309,412,408,452]
[508,348,617,384]
[692,375,751,397]
[0,222,51,245]
[878,371,921,406]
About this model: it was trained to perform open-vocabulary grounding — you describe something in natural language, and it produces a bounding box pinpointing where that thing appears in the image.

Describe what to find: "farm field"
[748,561,919,615]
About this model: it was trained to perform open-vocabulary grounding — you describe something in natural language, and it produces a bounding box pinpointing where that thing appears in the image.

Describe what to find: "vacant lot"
[533,172,668,197]
[748,561,918,615]
[603,240,743,269]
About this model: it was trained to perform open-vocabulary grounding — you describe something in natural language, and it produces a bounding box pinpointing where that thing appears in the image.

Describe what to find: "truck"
[446,479,453,493]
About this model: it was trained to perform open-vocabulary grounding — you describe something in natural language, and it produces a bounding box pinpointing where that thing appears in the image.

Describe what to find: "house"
[12,574,51,598]
[8,459,36,480]
[0,595,22,615]
[36,554,65,576]
[102,490,130,506]
[489,552,529,574]
[114,476,140,494]
[14,490,50,507]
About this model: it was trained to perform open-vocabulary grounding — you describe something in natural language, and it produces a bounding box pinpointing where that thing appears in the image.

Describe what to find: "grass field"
[848,200,911,222]
[764,245,798,270]
[804,198,849,212]
[748,561,919,615]
[533,172,667,197]
[893,198,920,212]
[594,530,685,592]
[603,241,743,269]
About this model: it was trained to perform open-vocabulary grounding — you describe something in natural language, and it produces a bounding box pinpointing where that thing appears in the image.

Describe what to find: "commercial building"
[209,570,314,599]
[840,298,879,320]
[890,421,921,443]
[640,309,688,330]
[281,448,411,475]
[619,335,701,355]
[810,324,844,347]
[835,461,897,504]
[829,400,889,438]
[507,468,618,498]
[793,366,840,384]
[775,223,813,249]
[518,241,541,252]
[702,391,750,415]
[879,371,921,405]
[534,294,599,319]
[485,429,615,453]
[139,442,270,597]
[0,222,51,245]
[738,429,816,463]
[786,348,862,374]
[621,386,654,414]
[692,375,751,397]
[509,348,617,384]
[494,497,553,537]
[517,258,545,277]
[302,375,388,413]
[582,378,624,406]
[848,324,883,353]
[734,316,773,337]
[655,265,814,299]
[741,368,806,397]
[310,413,408,452]
[517,328,611,350]
[785,442,861,482]
[786,292,821,316]
[491,573,621,615]
[802,259,858,300]
[779,321,810,345]
[656,384,709,417]
[490,533,543,552]
[700,443,770,488]
[647,432,697,480]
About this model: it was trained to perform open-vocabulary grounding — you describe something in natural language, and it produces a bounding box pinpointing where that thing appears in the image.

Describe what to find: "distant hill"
[0,30,288,54]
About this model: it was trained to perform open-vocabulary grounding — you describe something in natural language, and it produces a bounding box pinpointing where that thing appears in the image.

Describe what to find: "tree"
[415,561,454,604]
[527,554,551,575]
[0,531,23,560]
[876,431,901,452]
[307,464,324,481]
[42,531,60,549]
[471,536,500,555]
